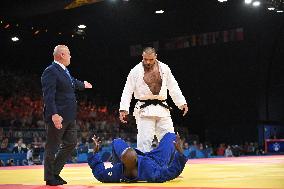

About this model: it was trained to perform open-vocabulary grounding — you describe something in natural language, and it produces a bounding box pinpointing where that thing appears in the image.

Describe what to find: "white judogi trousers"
[135,115,174,153]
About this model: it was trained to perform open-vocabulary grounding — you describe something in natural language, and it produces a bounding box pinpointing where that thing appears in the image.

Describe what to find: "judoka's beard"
[143,64,151,69]
[143,62,155,70]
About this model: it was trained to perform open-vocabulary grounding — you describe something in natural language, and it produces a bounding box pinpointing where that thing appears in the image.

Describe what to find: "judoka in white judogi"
[119,47,188,153]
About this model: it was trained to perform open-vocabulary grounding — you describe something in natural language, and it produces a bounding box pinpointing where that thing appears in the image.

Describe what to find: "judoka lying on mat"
[88,132,188,183]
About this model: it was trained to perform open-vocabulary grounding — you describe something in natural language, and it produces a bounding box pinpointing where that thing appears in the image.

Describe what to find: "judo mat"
[0,155,283,189]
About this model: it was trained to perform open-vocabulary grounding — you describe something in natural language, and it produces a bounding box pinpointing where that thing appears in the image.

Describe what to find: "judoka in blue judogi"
[88,132,188,183]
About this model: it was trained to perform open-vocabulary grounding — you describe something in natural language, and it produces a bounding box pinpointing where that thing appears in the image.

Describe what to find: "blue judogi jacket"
[88,133,188,183]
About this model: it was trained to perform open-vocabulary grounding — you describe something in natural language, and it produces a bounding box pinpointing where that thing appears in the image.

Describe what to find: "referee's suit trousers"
[44,121,77,181]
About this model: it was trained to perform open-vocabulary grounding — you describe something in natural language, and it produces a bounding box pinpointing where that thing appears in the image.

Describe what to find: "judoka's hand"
[180,104,188,116]
[173,133,184,154]
[84,81,92,88]
[92,135,101,153]
[119,110,128,123]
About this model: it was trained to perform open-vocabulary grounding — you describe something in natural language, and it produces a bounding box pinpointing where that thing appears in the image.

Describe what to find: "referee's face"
[61,47,71,67]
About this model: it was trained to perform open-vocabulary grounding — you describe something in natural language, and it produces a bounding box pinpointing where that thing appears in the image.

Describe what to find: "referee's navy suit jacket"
[41,62,85,124]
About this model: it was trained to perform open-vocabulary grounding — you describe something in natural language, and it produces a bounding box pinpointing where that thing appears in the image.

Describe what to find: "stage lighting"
[245,0,253,4]
[78,25,87,29]
[155,10,164,14]
[11,37,19,42]
[252,1,261,6]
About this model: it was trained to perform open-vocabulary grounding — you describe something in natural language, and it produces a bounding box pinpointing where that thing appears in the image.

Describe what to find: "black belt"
[138,99,172,110]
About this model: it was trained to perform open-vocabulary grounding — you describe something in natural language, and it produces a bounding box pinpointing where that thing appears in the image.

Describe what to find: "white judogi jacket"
[120,61,187,118]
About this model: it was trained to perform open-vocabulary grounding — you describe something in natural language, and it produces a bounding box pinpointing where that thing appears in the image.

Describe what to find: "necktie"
[65,68,74,86]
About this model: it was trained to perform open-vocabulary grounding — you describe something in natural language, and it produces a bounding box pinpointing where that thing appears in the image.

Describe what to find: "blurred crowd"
[182,141,263,159]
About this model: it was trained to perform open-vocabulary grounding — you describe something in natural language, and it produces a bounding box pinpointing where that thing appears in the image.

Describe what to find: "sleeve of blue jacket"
[73,78,85,91]
[41,67,58,116]
[88,153,123,183]
[155,152,188,183]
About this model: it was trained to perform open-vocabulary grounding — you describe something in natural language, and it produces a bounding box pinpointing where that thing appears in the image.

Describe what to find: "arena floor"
[0,155,283,189]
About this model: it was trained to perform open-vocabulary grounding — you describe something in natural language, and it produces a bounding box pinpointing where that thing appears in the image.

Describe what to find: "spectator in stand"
[254,142,262,155]
[0,159,5,166]
[6,159,15,166]
[225,145,233,157]
[247,142,255,155]
[183,142,190,157]
[0,138,9,153]
[196,143,205,158]
[76,138,89,154]
[12,138,27,153]
[231,145,241,157]
[216,143,226,156]
[243,142,249,155]
[187,140,198,158]
[204,143,213,157]
[26,144,34,165]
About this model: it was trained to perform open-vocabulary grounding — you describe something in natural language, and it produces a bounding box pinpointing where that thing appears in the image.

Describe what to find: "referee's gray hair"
[53,45,67,56]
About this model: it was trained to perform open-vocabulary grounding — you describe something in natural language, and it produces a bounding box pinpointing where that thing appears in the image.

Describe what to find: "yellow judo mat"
[0,155,283,189]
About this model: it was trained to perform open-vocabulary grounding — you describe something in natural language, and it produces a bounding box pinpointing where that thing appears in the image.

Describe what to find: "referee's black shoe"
[54,175,67,184]
[46,179,63,186]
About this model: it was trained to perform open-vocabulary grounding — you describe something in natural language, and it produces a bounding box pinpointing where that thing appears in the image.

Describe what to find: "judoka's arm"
[156,133,188,182]
[119,69,136,123]
[88,153,110,182]
[157,152,188,182]
[166,65,188,115]
[88,135,122,183]
[88,153,121,183]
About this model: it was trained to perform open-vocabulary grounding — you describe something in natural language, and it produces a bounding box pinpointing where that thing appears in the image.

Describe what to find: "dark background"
[0,0,283,145]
